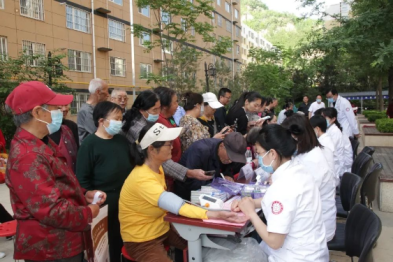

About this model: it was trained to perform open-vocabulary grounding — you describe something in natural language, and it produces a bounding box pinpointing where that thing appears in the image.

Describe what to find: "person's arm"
[238,115,248,135]
[76,140,95,190]
[308,111,312,119]
[8,154,93,231]
[344,102,360,136]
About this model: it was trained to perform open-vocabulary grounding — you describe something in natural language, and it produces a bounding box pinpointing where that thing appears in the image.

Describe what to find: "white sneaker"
[0,252,5,259]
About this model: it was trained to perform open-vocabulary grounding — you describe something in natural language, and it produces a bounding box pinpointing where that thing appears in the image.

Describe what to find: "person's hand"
[186,169,213,181]
[354,134,361,139]
[213,132,225,139]
[239,197,257,217]
[85,190,107,205]
[254,119,265,127]
[224,176,234,182]
[231,199,241,212]
[252,158,259,168]
[88,204,100,218]
[206,211,248,224]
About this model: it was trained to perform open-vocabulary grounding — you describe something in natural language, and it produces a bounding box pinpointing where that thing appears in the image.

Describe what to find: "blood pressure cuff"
[158,191,184,215]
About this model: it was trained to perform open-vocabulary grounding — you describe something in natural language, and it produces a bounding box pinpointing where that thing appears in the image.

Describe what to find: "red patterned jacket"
[5,128,92,260]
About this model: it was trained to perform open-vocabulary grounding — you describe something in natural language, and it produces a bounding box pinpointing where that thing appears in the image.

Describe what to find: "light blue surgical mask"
[104,119,122,135]
[326,119,331,128]
[327,98,335,103]
[258,150,275,174]
[36,108,63,135]
[316,99,322,103]
[145,112,159,122]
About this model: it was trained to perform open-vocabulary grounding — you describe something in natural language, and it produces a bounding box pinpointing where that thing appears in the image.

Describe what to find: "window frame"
[108,19,126,42]
[234,9,239,19]
[109,0,123,6]
[22,40,45,67]
[138,6,150,17]
[140,63,152,79]
[225,2,231,13]
[110,56,126,77]
[217,14,222,27]
[139,32,151,47]
[217,0,221,6]
[0,36,8,61]
[68,49,92,73]
[226,20,232,33]
[0,0,4,9]
[20,0,44,21]
[66,5,91,34]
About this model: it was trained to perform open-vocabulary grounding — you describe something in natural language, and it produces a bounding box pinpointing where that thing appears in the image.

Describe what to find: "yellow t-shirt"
[119,164,208,243]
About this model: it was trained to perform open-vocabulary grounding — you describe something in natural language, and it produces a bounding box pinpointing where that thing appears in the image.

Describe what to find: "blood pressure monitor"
[199,194,224,210]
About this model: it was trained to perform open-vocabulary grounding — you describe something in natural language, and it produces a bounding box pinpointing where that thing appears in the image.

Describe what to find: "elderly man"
[110,88,129,113]
[77,78,110,143]
[5,81,106,262]
[308,95,326,118]
[175,132,247,200]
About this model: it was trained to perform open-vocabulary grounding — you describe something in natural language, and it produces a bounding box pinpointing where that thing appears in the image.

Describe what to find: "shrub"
[367,113,387,122]
[376,119,393,133]
[363,110,380,118]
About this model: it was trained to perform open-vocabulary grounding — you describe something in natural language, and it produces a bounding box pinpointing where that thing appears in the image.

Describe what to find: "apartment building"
[324,1,351,29]
[0,0,242,114]
[241,23,273,65]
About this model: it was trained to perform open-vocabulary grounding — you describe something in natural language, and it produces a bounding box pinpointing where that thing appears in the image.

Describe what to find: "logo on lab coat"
[271,201,283,215]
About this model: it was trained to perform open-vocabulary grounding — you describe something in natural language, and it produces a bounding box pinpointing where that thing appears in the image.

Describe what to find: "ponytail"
[323,107,343,131]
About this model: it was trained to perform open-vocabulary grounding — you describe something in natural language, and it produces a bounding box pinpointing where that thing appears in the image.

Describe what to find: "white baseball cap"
[139,123,183,149]
[202,92,224,109]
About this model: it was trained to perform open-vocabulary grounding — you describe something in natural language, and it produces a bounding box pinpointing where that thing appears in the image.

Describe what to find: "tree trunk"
[378,76,384,111]
[388,67,393,102]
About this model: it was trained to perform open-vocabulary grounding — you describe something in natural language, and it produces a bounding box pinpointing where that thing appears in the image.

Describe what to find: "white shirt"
[326,124,346,179]
[308,101,325,117]
[334,95,359,138]
[318,133,338,186]
[342,134,354,173]
[277,109,287,125]
[260,160,329,262]
[294,147,337,241]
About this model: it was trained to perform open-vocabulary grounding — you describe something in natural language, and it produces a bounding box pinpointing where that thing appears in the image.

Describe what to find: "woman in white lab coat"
[310,115,343,186]
[323,107,353,174]
[282,114,336,242]
[232,125,328,262]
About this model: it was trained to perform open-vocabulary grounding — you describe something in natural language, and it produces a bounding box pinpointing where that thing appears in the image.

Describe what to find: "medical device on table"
[199,194,224,209]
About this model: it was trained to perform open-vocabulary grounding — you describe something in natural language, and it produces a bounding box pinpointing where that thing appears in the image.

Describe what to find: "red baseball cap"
[5,81,74,115]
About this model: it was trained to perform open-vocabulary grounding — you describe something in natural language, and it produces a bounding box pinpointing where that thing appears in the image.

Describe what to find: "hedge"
[367,113,387,122]
[376,118,393,133]
[363,110,381,118]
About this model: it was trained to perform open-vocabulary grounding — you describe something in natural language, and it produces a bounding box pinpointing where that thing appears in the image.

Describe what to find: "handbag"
[0,146,8,184]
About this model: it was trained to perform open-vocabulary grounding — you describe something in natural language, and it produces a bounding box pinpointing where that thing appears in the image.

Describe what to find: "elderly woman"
[5,81,105,262]
[119,123,246,262]
[77,101,132,262]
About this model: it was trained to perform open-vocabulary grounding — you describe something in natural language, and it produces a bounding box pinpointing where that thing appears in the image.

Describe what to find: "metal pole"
[204,62,209,92]
[48,51,52,87]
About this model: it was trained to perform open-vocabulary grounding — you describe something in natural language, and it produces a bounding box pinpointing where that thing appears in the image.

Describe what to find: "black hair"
[325,88,338,95]
[246,126,262,144]
[262,111,275,127]
[122,90,160,133]
[283,102,293,110]
[229,91,263,113]
[310,115,327,133]
[322,107,343,131]
[130,123,166,166]
[182,92,203,111]
[281,114,322,154]
[303,95,309,99]
[284,109,294,118]
[255,124,298,161]
[316,94,322,98]
[265,97,273,106]
[218,88,231,99]
[154,86,176,108]
[93,101,122,127]
[314,108,324,116]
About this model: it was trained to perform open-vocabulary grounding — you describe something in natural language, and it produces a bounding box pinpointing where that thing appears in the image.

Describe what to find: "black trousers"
[0,204,13,223]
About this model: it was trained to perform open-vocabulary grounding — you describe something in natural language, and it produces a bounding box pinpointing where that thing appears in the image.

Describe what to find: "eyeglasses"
[116,96,128,102]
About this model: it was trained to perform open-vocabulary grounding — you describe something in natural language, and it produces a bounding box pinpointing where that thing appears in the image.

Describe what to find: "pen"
[220,173,226,180]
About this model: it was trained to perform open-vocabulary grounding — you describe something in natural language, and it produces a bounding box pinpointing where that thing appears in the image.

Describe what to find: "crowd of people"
[2,78,360,262]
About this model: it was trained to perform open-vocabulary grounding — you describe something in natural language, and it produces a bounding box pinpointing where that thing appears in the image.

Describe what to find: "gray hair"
[5,104,47,127]
[88,78,105,94]
[111,88,127,98]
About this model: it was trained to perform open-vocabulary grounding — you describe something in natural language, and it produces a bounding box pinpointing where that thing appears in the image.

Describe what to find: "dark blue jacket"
[175,138,222,200]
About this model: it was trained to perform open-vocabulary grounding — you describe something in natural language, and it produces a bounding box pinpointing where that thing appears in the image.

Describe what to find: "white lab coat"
[326,124,348,178]
[294,147,337,241]
[334,95,359,138]
[342,134,354,173]
[318,133,338,186]
[260,160,329,262]
[308,101,325,117]
[277,109,287,125]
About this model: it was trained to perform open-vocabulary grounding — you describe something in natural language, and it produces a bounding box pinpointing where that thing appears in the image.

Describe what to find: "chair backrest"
[345,204,382,261]
[361,146,375,157]
[349,137,360,161]
[361,163,383,206]
[351,152,373,179]
[340,172,362,212]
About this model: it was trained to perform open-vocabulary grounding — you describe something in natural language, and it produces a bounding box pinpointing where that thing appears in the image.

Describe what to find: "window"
[236,45,240,55]
[109,20,125,42]
[20,0,44,20]
[139,32,151,46]
[140,63,152,79]
[22,40,45,66]
[163,39,173,54]
[190,26,195,36]
[139,6,150,17]
[217,14,222,27]
[66,5,90,33]
[0,37,7,61]
[211,12,215,24]
[0,0,4,9]
[68,50,91,72]
[109,0,122,5]
[226,20,232,32]
[217,0,221,6]
[71,93,89,114]
[237,63,241,73]
[181,18,187,31]
[225,2,231,13]
[235,27,240,38]
[161,10,171,24]
[110,57,126,77]
[235,9,238,19]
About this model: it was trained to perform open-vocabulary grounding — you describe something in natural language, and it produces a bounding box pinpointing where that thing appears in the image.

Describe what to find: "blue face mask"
[327,98,335,103]
[145,112,159,122]
[104,119,122,135]
[326,119,331,128]
[36,108,63,135]
[316,99,321,103]
[258,150,275,174]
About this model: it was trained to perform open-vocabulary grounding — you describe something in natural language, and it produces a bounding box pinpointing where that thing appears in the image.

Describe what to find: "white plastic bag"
[203,237,268,262]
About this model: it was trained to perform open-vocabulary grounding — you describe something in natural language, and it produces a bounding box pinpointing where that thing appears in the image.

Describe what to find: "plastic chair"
[361,163,383,209]
[336,172,362,218]
[349,137,360,161]
[360,146,375,157]
[351,152,373,179]
[0,220,17,238]
[328,204,382,262]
